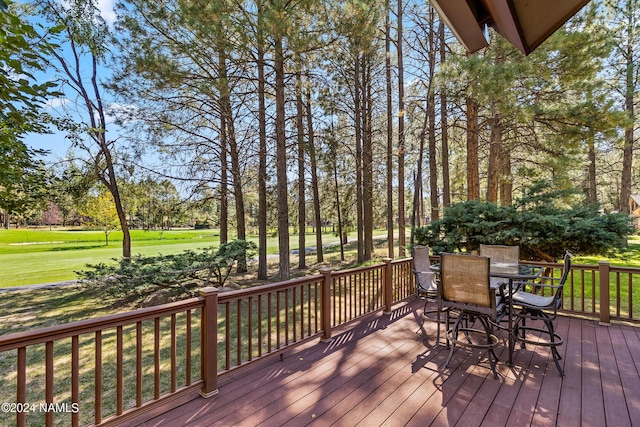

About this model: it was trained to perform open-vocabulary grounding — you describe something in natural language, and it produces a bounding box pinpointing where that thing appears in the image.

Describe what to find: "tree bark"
[88,54,131,260]
[587,128,598,205]
[619,15,635,214]
[295,68,306,269]
[363,58,374,261]
[427,10,438,221]
[354,54,364,263]
[413,105,427,235]
[385,0,394,258]
[487,113,501,203]
[397,0,406,256]
[219,113,228,244]
[256,0,268,279]
[274,34,290,281]
[499,139,512,206]
[306,86,323,263]
[439,23,451,209]
[466,97,480,201]
[219,47,247,272]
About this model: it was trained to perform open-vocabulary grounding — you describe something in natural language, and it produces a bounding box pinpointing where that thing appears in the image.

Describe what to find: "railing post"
[599,261,610,325]
[383,258,393,314]
[319,268,333,342]
[199,287,219,398]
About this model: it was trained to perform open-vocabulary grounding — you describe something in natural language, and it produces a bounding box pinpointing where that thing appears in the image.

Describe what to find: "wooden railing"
[0,258,411,427]
[0,298,206,427]
[0,257,638,426]
[539,260,640,324]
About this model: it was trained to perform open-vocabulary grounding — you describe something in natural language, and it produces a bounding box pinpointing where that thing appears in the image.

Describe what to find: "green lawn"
[2,227,639,288]
[0,228,351,287]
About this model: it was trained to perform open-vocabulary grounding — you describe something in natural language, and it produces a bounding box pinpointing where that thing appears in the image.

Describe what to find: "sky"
[23,0,119,163]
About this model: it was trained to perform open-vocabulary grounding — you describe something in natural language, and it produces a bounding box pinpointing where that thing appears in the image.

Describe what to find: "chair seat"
[511,290,554,308]
[416,271,437,293]
[412,246,446,347]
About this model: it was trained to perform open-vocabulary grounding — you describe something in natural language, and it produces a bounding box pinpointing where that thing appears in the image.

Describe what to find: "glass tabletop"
[489,262,543,279]
[430,262,543,280]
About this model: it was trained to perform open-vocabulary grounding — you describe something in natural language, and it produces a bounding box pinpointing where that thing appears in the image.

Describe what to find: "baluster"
[116,325,123,415]
[71,336,79,427]
[136,322,142,407]
[248,296,253,361]
[95,331,102,425]
[186,311,192,386]
[17,347,26,427]
[154,317,160,400]
[171,314,176,393]
[45,341,53,427]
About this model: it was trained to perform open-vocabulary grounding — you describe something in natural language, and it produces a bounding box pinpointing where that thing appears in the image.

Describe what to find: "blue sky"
[23,0,118,163]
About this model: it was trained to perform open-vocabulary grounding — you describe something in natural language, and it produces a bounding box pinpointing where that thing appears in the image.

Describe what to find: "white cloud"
[96,0,117,26]
[104,103,139,126]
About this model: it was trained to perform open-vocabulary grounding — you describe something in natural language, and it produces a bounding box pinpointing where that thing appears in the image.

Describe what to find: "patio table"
[430,260,544,366]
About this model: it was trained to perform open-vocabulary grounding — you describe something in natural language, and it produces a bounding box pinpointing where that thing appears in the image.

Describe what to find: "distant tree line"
[2,0,639,282]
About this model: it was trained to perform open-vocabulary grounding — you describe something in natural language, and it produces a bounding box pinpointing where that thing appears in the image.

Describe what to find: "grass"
[0,235,374,427]
[1,233,639,425]
[0,227,357,288]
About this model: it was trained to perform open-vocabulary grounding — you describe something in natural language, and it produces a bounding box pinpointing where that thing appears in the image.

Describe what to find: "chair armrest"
[516,281,563,295]
[537,275,561,281]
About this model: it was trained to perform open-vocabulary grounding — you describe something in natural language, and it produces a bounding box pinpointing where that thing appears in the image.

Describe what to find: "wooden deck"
[138,298,640,427]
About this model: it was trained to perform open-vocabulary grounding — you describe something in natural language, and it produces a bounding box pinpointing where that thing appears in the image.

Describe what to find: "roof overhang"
[430,0,591,55]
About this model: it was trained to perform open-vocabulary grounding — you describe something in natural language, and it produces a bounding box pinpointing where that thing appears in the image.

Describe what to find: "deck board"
[614,326,640,424]
[139,299,640,427]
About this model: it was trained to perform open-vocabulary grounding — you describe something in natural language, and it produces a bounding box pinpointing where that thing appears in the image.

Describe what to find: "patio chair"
[511,251,572,376]
[440,253,504,379]
[479,244,520,291]
[412,245,446,345]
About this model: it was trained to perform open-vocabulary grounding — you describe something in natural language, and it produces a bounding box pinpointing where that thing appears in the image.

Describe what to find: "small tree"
[77,240,258,300]
[82,191,120,245]
[40,201,62,229]
[414,183,633,262]
[198,240,258,287]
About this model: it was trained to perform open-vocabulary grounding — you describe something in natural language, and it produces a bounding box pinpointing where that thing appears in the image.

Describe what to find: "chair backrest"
[412,245,431,273]
[558,251,572,285]
[552,251,572,305]
[479,244,519,264]
[440,253,493,313]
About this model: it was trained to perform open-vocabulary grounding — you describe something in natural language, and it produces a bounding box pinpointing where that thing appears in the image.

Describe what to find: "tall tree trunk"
[427,10,438,221]
[219,114,228,244]
[385,0,394,258]
[499,130,512,206]
[363,58,374,261]
[306,86,323,263]
[61,46,131,260]
[587,128,598,205]
[219,47,247,272]
[439,23,451,209]
[397,0,406,257]
[428,91,438,221]
[354,54,364,263]
[333,157,345,261]
[274,35,290,280]
[412,105,427,239]
[487,112,501,203]
[466,97,480,201]
[256,0,268,279]
[101,153,130,260]
[619,11,635,214]
[295,68,306,269]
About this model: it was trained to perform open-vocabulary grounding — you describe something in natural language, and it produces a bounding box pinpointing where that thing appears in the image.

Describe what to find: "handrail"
[0,298,203,352]
[1,256,639,427]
